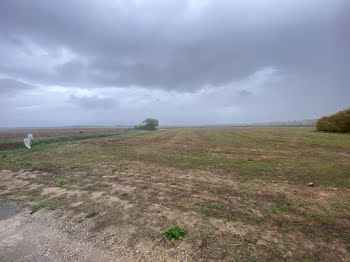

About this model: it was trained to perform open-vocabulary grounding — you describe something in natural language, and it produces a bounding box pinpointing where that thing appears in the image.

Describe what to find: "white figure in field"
[24,134,33,149]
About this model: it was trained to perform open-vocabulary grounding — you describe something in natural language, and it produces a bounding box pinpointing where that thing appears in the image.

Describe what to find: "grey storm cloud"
[0,0,349,127]
[0,0,349,90]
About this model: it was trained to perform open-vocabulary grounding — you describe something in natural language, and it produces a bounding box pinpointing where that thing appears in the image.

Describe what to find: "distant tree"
[316,108,350,133]
[135,118,159,130]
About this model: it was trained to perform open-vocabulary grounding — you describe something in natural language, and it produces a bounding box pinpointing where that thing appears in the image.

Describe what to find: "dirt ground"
[0,127,349,261]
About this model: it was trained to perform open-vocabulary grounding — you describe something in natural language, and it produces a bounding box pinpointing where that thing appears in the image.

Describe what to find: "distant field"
[0,127,349,261]
[0,127,127,139]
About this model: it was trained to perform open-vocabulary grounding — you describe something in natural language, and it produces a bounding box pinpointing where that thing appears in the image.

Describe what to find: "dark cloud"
[55,60,86,84]
[237,90,253,97]
[69,95,118,110]
[0,78,35,95]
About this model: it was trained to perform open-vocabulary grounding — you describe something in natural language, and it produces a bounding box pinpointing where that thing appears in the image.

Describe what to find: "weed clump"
[165,226,186,241]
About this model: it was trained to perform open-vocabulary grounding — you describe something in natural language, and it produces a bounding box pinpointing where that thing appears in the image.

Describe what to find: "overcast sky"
[0,0,349,127]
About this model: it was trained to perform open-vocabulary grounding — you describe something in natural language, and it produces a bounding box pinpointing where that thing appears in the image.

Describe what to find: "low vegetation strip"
[0,130,143,152]
[31,131,135,146]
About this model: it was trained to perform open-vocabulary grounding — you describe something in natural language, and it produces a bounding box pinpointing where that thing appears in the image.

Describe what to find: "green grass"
[85,185,102,191]
[0,130,149,172]
[199,228,215,239]
[0,128,348,188]
[269,204,289,214]
[121,193,141,200]
[29,189,41,197]
[212,202,223,210]
[31,132,137,147]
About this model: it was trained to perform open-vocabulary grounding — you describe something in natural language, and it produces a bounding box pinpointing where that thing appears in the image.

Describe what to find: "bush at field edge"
[316,108,350,133]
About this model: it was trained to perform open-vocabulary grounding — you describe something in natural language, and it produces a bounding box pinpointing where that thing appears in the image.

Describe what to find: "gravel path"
[0,202,129,262]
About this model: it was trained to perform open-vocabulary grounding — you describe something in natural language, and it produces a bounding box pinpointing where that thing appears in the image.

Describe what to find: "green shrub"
[316,108,350,133]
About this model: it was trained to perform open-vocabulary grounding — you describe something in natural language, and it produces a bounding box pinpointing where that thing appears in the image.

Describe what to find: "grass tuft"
[57,179,69,187]
[30,204,44,214]
[85,211,99,218]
